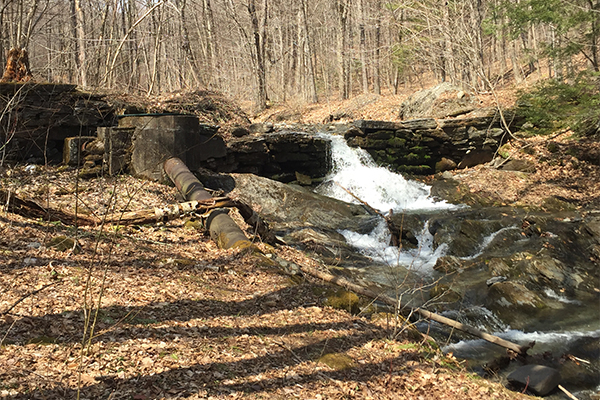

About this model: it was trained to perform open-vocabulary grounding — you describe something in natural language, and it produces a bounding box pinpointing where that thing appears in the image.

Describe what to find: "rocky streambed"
[198,131,600,398]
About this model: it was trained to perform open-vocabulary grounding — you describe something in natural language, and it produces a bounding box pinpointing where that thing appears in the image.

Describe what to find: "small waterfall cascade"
[316,134,452,212]
[315,133,456,272]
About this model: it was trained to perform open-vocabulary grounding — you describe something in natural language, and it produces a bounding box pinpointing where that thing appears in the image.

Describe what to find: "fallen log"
[0,189,97,225]
[101,197,236,225]
[298,263,531,355]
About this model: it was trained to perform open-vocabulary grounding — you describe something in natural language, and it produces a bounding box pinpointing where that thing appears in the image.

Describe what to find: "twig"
[0,281,59,316]
[558,385,579,400]
[297,263,530,355]
[334,181,383,218]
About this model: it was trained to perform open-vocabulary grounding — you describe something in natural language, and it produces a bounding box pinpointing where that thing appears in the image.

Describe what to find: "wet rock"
[486,281,547,329]
[294,171,312,186]
[559,336,600,389]
[429,283,462,304]
[225,173,378,263]
[433,256,463,273]
[435,157,457,172]
[486,276,507,286]
[506,364,561,396]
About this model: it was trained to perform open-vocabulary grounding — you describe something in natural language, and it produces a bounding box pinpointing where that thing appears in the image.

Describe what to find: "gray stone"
[507,365,561,396]
[486,276,507,286]
[435,157,457,172]
[104,127,134,175]
[117,115,225,181]
[501,159,536,173]
[353,119,400,133]
[249,122,274,134]
[457,150,494,169]
[231,125,250,137]
[398,82,476,119]
[398,118,437,130]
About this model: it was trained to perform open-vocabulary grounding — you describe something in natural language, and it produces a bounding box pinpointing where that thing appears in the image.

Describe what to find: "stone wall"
[91,117,329,183]
[212,133,330,182]
[0,83,115,163]
[347,111,517,174]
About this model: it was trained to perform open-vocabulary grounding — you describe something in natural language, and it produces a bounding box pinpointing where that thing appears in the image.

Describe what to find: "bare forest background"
[1,0,598,111]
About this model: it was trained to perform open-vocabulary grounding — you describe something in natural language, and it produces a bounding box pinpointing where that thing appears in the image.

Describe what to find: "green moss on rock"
[46,236,82,254]
[324,288,360,314]
[318,353,355,370]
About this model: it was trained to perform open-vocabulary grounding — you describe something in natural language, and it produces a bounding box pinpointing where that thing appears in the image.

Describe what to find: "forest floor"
[1,84,598,399]
[0,167,532,400]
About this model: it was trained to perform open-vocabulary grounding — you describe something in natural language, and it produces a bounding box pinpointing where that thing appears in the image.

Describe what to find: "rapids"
[313,132,600,398]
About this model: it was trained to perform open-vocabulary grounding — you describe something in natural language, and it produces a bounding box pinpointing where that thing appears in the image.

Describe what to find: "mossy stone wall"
[348,113,514,174]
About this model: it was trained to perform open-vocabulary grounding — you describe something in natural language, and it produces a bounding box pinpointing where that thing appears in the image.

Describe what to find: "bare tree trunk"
[511,38,523,83]
[202,0,219,85]
[248,0,268,110]
[301,0,318,102]
[177,0,201,87]
[373,0,381,95]
[335,0,350,99]
[358,0,369,94]
[71,0,86,87]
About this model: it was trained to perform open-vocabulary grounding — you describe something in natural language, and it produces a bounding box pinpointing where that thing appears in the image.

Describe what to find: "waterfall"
[315,133,456,273]
[316,134,453,212]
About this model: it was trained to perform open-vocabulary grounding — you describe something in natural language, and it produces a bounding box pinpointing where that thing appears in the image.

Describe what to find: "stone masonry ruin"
[1,82,517,180]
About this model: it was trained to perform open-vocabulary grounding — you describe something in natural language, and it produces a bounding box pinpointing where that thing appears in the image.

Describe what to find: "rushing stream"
[314,133,600,398]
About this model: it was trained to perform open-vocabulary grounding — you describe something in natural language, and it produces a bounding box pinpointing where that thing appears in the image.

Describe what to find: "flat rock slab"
[507,364,561,396]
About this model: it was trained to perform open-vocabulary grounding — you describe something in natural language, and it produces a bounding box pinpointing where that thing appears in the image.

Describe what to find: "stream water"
[314,133,600,398]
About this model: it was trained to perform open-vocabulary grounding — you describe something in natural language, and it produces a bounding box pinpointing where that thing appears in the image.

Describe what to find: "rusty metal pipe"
[163,157,252,250]
[163,157,212,201]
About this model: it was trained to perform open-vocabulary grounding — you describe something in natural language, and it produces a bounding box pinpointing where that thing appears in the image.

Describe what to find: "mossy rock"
[388,137,407,148]
[46,236,82,254]
[395,164,433,175]
[324,288,360,314]
[184,219,204,230]
[368,130,393,140]
[365,138,389,150]
[429,284,462,303]
[541,197,577,212]
[318,353,355,370]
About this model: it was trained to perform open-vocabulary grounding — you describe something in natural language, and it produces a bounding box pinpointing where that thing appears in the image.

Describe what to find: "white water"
[316,134,455,212]
[339,220,449,274]
[444,327,600,359]
[315,133,457,272]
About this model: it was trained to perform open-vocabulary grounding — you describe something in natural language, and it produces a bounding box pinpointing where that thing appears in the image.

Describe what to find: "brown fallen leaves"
[448,131,600,209]
[0,166,532,399]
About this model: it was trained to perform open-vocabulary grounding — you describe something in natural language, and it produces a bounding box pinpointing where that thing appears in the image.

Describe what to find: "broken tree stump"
[0,48,34,83]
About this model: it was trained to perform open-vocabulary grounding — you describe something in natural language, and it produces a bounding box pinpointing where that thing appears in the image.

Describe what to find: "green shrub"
[516,71,599,136]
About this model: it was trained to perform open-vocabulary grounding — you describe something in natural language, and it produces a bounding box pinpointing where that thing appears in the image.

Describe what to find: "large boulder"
[399,82,477,120]
[208,173,379,265]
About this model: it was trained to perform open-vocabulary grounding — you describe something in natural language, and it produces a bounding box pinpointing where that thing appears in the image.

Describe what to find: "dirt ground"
[0,166,534,400]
